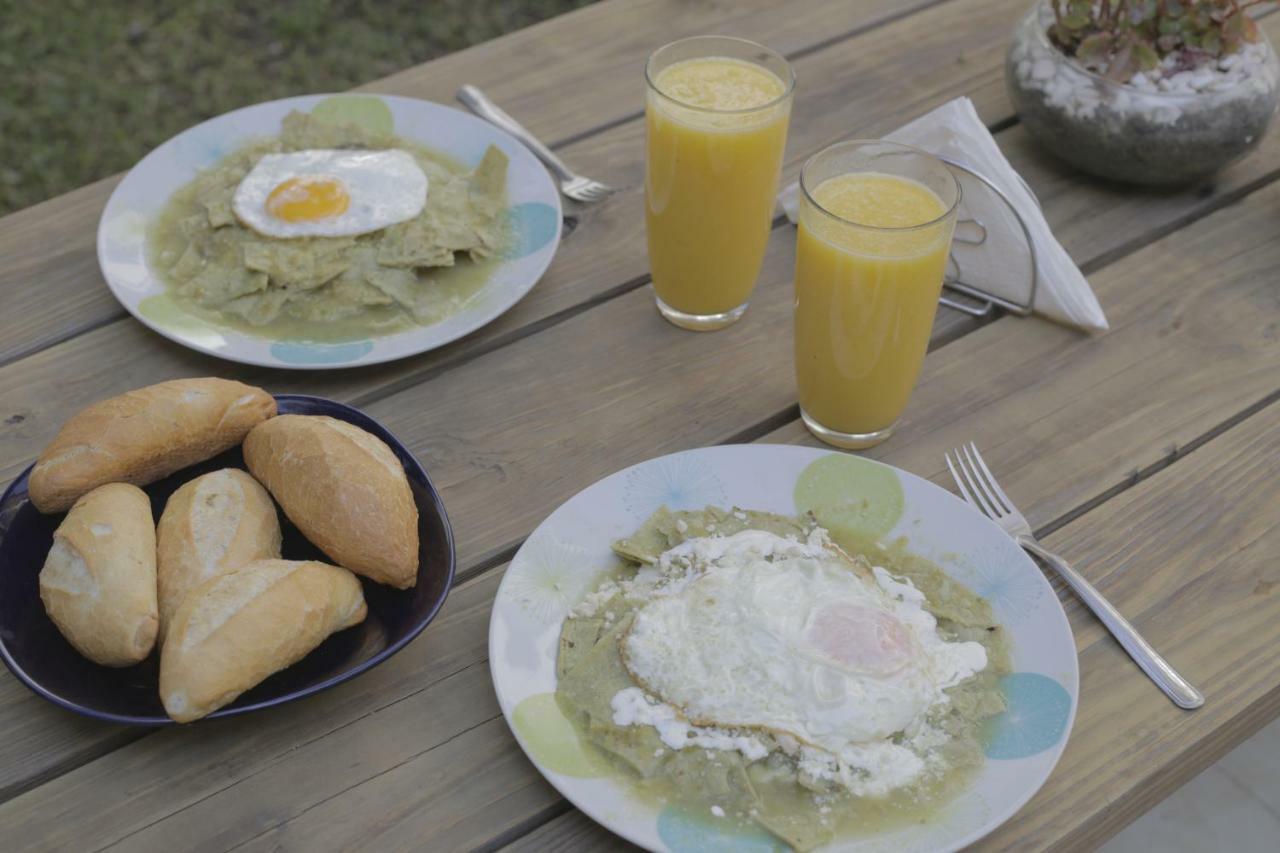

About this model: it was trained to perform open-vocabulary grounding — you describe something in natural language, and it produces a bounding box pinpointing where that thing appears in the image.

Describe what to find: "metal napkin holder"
[936,156,1038,319]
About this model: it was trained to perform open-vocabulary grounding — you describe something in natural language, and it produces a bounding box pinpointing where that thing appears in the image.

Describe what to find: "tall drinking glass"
[645,36,795,330]
[794,140,961,448]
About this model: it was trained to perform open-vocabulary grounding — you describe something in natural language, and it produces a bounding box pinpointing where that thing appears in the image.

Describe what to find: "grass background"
[0,0,597,216]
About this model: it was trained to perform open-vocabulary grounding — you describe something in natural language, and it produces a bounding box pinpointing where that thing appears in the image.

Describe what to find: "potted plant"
[1007,0,1279,185]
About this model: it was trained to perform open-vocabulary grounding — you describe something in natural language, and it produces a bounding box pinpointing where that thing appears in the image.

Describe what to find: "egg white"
[232,149,428,238]
[621,531,987,755]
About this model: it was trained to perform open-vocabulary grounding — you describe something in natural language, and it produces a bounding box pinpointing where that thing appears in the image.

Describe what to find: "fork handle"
[457,85,577,184]
[1018,535,1205,710]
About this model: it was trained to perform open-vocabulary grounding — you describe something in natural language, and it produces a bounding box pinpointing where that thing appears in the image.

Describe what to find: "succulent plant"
[1048,0,1263,81]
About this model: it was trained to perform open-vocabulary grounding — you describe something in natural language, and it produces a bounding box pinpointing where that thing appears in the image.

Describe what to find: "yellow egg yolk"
[265,176,350,222]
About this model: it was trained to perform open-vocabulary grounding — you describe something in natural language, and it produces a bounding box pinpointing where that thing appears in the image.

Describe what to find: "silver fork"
[946,442,1204,710]
[457,85,616,204]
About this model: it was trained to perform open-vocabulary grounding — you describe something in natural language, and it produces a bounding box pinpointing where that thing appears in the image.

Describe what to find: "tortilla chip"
[243,241,351,291]
[557,616,606,682]
[222,288,290,325]
[184,265,268,306]
[279,109,393,150]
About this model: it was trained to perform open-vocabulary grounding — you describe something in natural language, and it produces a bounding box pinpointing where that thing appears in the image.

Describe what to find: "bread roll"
[159,559,366,722]
[243,415,418,588]
[39,483,158,666]
[30,378,276,513]
[156,468,282,643]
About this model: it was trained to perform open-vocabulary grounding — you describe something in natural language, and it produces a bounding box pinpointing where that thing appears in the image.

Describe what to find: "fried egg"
[232,149,428,238]
[621,531,987,756]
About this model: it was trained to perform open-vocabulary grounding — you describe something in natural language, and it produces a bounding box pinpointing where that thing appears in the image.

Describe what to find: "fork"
[456,85,616,204]
[945,442,1204,710]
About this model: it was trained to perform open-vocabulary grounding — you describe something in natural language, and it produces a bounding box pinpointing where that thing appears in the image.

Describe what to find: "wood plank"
[0,568,505,851]
[0,0,1019,382]
[504,809,635,853]
[756,197,1280,538]
[0,0,1054,498]
[5,124,1280,851]
[0,0,1030,798]
[4,44,1280,812]
[98,399,1280,853]
[975,405,1280,850]
[0,0,946,366]
[505,400,1280,852]
[8,0,1280,474]
[362,0,952,142]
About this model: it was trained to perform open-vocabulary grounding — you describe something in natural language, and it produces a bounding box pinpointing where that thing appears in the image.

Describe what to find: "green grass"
[0,0,596,215]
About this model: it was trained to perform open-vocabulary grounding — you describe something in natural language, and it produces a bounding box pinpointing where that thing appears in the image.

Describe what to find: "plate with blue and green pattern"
[490,444,1077,852]
[98,93,561,369]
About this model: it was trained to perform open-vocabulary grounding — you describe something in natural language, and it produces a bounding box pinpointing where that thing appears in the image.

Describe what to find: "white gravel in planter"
[1011,16,1278,125]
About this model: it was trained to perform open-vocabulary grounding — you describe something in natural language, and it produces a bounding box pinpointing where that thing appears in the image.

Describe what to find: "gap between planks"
[128,389,1280,853]
[444,137,1280,601]
[0,0,957,372]
[548,0,957,150]
[4,0,1277,374]
[6,0,1280,819]
[5,0,1278,420]
[9,181,1280,848]
[6,113,1280,813]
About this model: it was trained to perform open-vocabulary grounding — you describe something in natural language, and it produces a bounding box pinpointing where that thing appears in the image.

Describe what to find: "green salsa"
[556,507,1011,851]
[146,110,510,342]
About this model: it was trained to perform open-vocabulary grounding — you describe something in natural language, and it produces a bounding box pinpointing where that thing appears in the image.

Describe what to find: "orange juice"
[645,50,792,328]
[795,171,955,443]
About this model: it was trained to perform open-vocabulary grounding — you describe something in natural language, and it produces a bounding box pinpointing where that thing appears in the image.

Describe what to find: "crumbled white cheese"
[799,742,928,798]
[657,529,827,572]
[571,580,621,618]
[611,687,769,761]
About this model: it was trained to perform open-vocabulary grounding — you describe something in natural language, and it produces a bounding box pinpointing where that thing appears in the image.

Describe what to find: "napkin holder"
[937,157,1038,318]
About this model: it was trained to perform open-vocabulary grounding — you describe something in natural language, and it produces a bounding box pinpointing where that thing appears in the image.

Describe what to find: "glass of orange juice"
[645,36,794,330]
[794,140,961,448]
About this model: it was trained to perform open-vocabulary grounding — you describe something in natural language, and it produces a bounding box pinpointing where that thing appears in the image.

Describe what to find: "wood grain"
[758,178,1280,534]
[974,403,1280,851]
[4,124,1280,852]
[0,0,946,366]
[0,0,1023,390]
[503,809,637,853]
[0,0,1031,799]
[6,0,1280,469]
[220,173,1280,853]
[3,0,1280,846]
[0,568,504,851]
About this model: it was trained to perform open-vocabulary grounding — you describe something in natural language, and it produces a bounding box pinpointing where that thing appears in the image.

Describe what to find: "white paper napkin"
[778,97,1108,333]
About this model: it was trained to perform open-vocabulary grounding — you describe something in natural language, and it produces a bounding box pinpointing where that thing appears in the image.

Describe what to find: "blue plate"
[0,395,455,725]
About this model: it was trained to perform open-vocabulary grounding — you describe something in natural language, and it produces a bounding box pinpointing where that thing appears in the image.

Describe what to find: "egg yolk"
[807,603,913,675]
[265,176,349,222]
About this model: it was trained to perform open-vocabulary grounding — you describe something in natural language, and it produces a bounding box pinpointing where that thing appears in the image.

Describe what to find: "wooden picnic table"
[1,0,1278,849]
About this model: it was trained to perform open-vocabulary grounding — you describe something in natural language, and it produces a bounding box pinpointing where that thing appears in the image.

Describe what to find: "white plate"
[98,94,562,369]
[490,445,1078,852]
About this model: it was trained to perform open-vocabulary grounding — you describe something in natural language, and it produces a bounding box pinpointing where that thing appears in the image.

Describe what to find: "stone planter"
[1006,1,1280,186]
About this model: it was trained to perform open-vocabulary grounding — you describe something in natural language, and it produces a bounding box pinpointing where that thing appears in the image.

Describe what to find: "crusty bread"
[156,468,282,643]
[29,378,276,513]
[159,559,366,722]
[39,483,158,666]
[243,415,419,588]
